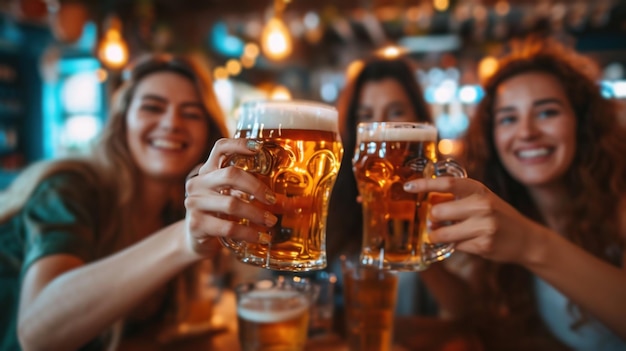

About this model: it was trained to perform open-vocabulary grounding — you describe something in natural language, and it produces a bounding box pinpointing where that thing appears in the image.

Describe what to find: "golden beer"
[353,122,464,271]
[237,280,311,351]
[222,100,343,271]
[342,258,398,351]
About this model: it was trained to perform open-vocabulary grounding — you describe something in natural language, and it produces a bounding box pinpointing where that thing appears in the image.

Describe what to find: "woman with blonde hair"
[0,54,278,350]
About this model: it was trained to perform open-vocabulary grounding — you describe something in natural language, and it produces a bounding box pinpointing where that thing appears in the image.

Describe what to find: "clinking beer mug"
[353,122,466,271]
[220,100,344,272]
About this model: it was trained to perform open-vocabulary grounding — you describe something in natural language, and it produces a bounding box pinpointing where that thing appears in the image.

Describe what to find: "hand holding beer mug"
[236,276,313,351]
[353,122,466,271]
[220,100,344,271]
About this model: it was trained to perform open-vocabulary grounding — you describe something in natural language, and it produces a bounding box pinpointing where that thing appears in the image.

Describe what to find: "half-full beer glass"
[221,100,343,271]
[353,122,466,271]
[236,277,312,351]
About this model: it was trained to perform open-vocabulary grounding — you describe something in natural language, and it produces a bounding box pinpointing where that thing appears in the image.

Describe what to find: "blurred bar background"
[0,0,625,189]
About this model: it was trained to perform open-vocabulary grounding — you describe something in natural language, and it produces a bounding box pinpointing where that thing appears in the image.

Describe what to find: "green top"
[0,171,122,351]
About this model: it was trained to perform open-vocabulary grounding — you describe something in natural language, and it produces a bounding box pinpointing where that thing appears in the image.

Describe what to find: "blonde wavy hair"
[0,53,228,249]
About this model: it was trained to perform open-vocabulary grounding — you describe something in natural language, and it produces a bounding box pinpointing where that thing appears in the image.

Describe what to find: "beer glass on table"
[221,100,344,272]
[157,259,224,343]
[353,122,466,271]
[341,255,398,351]
[236,276,313,351]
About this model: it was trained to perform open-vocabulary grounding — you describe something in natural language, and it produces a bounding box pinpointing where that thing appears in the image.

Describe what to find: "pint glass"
[341,255,398,351]
[353,122,466,271]
[221,100,343,271]
[236,277,312,351]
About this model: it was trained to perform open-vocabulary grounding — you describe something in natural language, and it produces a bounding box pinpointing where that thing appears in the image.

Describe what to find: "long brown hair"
[94,53,229,211]
[466,36,626,338]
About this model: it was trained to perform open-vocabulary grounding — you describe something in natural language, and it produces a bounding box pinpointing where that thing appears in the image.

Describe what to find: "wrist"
[519,222,552,270]
[169,220,203,265]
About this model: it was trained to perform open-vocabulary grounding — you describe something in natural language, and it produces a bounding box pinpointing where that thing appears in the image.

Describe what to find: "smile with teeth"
[150,139,186,150]
[516,147,552,159]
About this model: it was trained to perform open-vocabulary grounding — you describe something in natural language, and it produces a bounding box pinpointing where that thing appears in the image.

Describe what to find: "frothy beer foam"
[238,289,309,323]
[360,124,437,142]
[238,101,338,132]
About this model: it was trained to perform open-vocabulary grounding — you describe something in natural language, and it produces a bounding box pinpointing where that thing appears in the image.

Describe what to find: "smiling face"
[356,78,420,123]
[125,71,210,181]
[493,71,577,188]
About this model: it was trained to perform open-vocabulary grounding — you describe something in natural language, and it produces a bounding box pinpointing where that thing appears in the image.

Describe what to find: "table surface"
[118,290,484,351]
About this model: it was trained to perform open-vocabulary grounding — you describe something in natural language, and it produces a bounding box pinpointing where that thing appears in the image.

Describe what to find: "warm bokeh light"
[243,42,260,58]
[213,66,228,81]
[98,29,128,69]
[270,85,292,100]
[433,0,450,12]
[346,60,365,80]
[226,59,242,76]
[436,139,464,156]
[95,68,108,82]
[261,17,293,61]
[438,139,455,155]
[478,56,499,81]
[240,55,256,69]
[378,45,403,58]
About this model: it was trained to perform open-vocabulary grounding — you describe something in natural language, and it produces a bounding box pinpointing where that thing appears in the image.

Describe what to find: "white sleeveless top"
[534,276,626,350]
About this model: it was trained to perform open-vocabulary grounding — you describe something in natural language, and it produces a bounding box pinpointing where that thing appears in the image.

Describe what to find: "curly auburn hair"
[465,36,626,341]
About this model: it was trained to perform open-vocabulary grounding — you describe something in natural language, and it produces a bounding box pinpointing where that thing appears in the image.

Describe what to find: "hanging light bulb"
[261,18,292,61]
[261,0,292,61]
[97,15,129,70]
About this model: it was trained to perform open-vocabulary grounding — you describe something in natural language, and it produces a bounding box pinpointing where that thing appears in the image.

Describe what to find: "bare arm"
[18,221,197,351]
[405,178,626,340]
[524,226,626,340]
[18,139,278,351]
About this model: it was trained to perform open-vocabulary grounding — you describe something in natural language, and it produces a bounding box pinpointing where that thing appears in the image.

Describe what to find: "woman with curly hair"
[404,37,626,350]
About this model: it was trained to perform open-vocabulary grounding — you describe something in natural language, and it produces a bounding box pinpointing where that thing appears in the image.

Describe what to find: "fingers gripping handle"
[421,158,467,266]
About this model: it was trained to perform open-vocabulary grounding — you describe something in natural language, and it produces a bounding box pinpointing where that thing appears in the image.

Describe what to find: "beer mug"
[221,100,344,271]
[353,122,466,271]
[236,276,313,351]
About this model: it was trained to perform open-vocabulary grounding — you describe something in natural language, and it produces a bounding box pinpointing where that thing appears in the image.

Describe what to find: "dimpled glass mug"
[353,122,467,271]
[220,100,344,272]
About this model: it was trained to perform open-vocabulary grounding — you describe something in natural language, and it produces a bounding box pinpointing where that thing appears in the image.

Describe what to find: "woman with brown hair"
[0,54,278,350]
[327,56,433,265]
[324,56,470,322]
[404,37,626,349]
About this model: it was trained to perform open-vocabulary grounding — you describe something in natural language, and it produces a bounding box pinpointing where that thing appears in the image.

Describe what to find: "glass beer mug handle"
[434,158,467,179]
[218,236,242,255]
[421,158,467,265]
[216,188,260,257]
[217,145,273,255]
[224,145,273,176]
